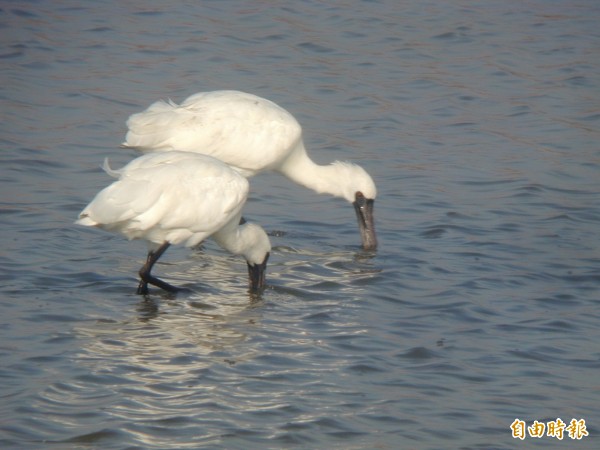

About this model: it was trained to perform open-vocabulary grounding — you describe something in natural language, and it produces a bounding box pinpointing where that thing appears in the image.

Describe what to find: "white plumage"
[76,151,271,294]
[122,90,377,250]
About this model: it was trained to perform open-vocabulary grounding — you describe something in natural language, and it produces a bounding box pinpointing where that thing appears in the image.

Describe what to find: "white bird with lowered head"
[76,151,271,295]
[122,90,377,250]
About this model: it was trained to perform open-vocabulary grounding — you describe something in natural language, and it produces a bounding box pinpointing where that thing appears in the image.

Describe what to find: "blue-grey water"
[1,1,599,449]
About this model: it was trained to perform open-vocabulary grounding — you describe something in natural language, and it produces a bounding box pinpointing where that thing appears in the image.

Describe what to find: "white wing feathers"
[76,152,249,247]
[121,91,303,177]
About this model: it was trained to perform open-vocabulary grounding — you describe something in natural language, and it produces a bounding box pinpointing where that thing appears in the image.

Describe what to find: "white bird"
[76,151,271,295]
[122,90,377,250]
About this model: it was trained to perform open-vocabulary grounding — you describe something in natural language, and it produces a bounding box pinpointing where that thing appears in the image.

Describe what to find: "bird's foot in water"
[136,277,180,295]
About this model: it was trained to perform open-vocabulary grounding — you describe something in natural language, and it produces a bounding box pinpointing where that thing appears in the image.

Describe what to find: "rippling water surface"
[1,1,599,449]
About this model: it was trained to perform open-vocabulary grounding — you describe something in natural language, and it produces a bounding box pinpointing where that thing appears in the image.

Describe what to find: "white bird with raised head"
[76,151,271,295]
[122,90,377,250]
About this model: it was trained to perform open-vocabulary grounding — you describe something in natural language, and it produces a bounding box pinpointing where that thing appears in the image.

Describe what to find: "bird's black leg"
[137,242,179,295]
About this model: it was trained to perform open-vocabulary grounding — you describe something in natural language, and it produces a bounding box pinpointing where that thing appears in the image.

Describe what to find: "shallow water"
[1,1,599,449]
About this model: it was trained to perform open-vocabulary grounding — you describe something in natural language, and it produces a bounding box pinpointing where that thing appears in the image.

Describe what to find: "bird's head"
[331,162,378,250]
[241,222,272,292]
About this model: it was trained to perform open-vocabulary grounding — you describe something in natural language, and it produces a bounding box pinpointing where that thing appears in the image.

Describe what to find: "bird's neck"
[277,141,348,200]
[212,218,246,256]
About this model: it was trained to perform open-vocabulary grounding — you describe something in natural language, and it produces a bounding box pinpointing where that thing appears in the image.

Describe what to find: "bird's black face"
[353,192,377,250]
[247,252,270,292]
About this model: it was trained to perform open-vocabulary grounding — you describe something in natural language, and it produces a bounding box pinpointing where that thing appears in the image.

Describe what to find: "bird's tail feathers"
[102,158,122,178]
[74,213,97,227]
